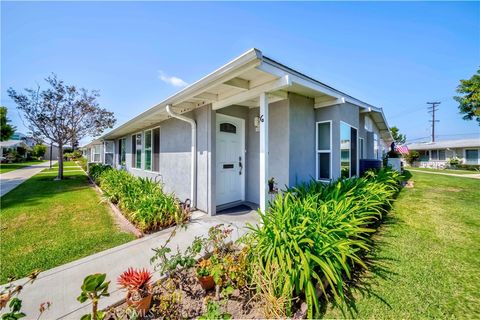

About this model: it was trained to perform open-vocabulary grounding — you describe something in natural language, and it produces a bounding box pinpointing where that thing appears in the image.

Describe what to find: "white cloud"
[158,70,188,87]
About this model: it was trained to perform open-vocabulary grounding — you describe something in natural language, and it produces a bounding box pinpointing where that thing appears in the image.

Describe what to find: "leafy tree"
[390,126,406,144]
[454,69,480,125]
[0,106,15,141]
[7,74,115,180]
[32,144,47,158]
[404,151,420,165]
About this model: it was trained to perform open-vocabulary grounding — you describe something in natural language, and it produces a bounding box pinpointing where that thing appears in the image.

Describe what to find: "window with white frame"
[104,141,114,166]
[438,150,446,161]
[144,130,152,171]
[93,145,101,162]
[431,149,438,160]
[131,133,142,169]
[316,121,331,180]
[373,134,379,159]
[465,149,479,164]
[118,138,126,165]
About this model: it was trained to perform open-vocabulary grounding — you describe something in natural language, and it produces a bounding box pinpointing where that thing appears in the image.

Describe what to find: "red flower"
[117,268,152,292]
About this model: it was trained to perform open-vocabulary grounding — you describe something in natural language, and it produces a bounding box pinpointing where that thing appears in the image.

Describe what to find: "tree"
[390,126,406,144]
[0,106,16,141]
[32,144,47,159]
[454,69,480,125]
[7,74,116,180]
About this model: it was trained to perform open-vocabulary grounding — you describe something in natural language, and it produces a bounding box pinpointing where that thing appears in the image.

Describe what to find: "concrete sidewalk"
[5,211,259,319]
[0,161,57,197]
[408,169,480,179]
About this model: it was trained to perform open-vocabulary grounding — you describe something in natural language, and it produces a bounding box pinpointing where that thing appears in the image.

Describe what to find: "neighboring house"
[408,138,480,168]
[0,140,29,160]
[87,48,392,215]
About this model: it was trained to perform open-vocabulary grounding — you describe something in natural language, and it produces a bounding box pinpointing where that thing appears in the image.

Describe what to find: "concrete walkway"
[408,169,480,179]
[0,161,57,197]
[4,211,259,319]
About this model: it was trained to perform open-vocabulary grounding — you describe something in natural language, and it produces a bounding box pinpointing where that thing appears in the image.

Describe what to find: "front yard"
[323,171,480,318]
[0,160,47,174]
[409,167,478,175]
[0,170,135,284]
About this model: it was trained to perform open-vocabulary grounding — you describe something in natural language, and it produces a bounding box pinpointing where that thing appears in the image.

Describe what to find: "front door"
[216,114,245,206]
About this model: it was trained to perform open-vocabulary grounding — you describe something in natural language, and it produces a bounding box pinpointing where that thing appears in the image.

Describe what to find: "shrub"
[403,151,419,165]
[249,168,401,318]
[77,157,87,171]
[32,144,47,159]
[90,167,187,232]
[455,164,480,171]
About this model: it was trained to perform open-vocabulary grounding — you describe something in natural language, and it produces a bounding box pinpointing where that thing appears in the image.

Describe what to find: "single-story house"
[408,138,480,168]
[0,140,29,160]
[87,48,393,215]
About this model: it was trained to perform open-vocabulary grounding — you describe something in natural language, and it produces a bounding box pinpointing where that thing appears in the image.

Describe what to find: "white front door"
[216,114,245,206]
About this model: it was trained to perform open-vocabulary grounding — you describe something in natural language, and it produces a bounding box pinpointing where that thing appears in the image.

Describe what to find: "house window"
[153,127,160,172]
[359,138,364,160]
[419,150,429,161]
[93,145,101,162]
[438,150,446,161]
[431,150,438,160]
[465,149,479,164]
[316,121,331,180]
[118,138,126,165]
[340,122,358,178]
[144,130,152,171]
[220,123,237,134]
[132,133,142,169]
[104,141,114,166]
[373,134,379,159]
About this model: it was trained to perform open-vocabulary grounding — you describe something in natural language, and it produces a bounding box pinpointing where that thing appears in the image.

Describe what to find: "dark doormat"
[217,204,253,215]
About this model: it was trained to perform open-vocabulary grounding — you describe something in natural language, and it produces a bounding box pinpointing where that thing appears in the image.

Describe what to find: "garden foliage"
[88,164,187,232]
[249,168,401,318]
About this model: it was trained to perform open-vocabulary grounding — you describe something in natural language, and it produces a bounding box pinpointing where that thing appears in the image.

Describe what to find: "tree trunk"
[56,143,64,180]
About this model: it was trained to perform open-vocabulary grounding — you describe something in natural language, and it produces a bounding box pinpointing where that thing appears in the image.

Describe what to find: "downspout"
[166,104,197,209]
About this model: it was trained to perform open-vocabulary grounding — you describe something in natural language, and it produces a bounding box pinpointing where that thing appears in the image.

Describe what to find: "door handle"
[239,156,243,175]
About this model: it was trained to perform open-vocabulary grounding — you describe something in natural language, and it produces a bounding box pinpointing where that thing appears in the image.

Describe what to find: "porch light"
[254,116,260,132]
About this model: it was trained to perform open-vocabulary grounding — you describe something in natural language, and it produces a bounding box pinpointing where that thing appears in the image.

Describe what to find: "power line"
[427,102,440,142]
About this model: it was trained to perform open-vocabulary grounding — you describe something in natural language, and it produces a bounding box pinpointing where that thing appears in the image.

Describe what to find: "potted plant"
[117,268,153,315]
[268,177,275,193]
[196,259,215,290]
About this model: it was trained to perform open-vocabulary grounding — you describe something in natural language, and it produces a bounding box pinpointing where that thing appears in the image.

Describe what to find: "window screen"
[153,128,160,172]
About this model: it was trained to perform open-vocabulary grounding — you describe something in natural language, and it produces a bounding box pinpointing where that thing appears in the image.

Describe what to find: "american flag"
[395,144,410,154]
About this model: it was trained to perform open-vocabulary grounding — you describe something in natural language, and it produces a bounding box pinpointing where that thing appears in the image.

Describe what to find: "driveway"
[4,210,259,319]
[0,161,57,197]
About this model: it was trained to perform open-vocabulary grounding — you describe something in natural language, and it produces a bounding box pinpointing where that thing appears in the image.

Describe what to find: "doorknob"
[239,156,243,175]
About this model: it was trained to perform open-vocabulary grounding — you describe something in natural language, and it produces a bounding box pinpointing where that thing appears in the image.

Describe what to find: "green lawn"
[0,170,135,284]
[409,167,478,175]
[53,160,79,167]
[323,171,480,318]
[0,160,47,174]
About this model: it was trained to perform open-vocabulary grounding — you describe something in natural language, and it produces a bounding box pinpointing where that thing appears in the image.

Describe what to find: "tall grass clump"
[249,168,401,318]
[89,165,188,232]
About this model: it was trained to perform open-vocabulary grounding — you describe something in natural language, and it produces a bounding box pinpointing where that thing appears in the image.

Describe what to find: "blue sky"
[2,1,479,144]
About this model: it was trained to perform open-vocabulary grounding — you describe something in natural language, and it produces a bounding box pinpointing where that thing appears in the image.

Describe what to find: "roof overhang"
[100,48,393,142]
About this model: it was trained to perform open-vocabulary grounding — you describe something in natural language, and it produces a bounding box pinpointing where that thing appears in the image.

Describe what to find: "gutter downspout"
[166,104,197,209]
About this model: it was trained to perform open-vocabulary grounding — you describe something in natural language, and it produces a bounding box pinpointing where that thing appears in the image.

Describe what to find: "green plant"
[198,301,232,320]
[77,273,110,320]
[404,151,420,165]
[0,271,50,320]
[249,168,401,318]
[117,268,152,299]
[449,157,461,167]
[32,144,46,159]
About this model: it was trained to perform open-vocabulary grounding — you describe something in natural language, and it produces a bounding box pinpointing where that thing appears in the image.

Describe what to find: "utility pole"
[427,102,440,142]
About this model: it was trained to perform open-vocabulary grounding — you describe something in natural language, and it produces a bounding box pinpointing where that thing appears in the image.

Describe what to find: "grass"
[0,160,47,174]
[409,167,478,175]
[322,171,480,318]
[0,170,135,284]
[53,160,79,167]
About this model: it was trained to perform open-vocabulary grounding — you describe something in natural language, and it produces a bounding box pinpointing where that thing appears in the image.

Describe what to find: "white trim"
[212,75,291,110]
[259,92,269,213]
[314,97,345,109]
[215,113,246,205]
[143,128,153,171]
[132,132,143,169]
[359,137,365,160]
[315,120,332,181]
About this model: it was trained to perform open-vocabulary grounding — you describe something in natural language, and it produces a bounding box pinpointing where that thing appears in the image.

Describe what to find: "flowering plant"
[117,268,152,298]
